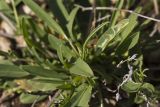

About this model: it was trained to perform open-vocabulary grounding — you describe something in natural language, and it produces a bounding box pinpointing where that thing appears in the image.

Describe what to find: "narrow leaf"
[48,35,75,60]
[0,64,29,78]
[109,0,124,27]
[83,22,109,49]
[22,65,68,79]
[96,19,129,53]
[20,93,46,104]
[22,0,65,36]
[67,7,79,40]
[116,32,140,54]
[69,58,94,77]
[16,79,61,92]
[64,85,92,107]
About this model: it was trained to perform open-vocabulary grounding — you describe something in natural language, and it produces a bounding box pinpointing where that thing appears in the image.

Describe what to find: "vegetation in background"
[0,0,160,107]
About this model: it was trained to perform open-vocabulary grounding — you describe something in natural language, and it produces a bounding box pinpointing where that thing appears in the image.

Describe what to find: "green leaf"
[83,22,109,49]
[69,58,94,77]
[0,64,29,78]
[120,7,141,41]
[33,77,65,84]
[47,0,69,35]
[95,19,129,53]
[141,83,155,93]
[116,32,140,54]
[57,44,65,64]
[109,0,124,27]
[21,18,43,55]
[18,79,61,92]
[48,0,69,25]
[28,20,46,38]
[48,34,64,50]
[64,85,92,107]
[67,7,79,40]
[59,45,75,61]
[20,93,46,104]
[30,47,44,62]
[134,94,145,104]
[48,35,75,60]
[121,80,142,93]
[56,0,69,20]
[22,0,65,36]
[22,65,68,79]
[0,0,12,13]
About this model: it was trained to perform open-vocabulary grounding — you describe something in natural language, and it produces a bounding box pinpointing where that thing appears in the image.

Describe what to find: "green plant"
[0,0,160,107]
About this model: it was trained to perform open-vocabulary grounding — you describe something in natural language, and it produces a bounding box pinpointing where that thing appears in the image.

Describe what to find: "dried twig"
[47,90,61,107]
[31,96,40,107]
[96,15,110,23]
[149,0,159,37]
[75,4,160,23]
[86,0,96,35]
[153,0,159,15]
[92,0,96,28]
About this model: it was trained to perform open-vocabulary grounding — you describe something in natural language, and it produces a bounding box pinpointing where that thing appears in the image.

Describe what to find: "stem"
[11,0,20,30]
[75,4,160,23]
[68,38,79,56]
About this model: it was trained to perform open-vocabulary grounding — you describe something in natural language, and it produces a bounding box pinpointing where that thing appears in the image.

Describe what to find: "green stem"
[64,35,79,56]
[11,0,20,30]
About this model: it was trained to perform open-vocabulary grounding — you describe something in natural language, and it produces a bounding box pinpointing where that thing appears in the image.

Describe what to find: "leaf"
[95,19,129,54]
[134,94,145,104]
[83,22,109,49]
[64,85,92,107]
[48,0,69,25]
[30,47,44,62]
[48,34,64,50]
[47,0,70,36]
[141,83,155,93]
[67,7,79,40]
[33,77,65,84]
[22,0,65,36]
[28,20,46,38]
[69,58,94,77]
[16,79,61,92]
[48,35,75,60]
[0,0,12,12]
[57,44,65,63]
[116,32,140,54]
[22,65,68,79]
[121,80,142,93]
[109,0,124,27]
[20,93,46,104]
[0,64,29,78]
[21,18,43,54]
[120,7,141,41]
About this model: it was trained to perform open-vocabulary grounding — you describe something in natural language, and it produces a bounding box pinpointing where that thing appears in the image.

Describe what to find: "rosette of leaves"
[0,0,158,106]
